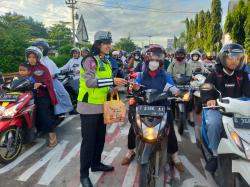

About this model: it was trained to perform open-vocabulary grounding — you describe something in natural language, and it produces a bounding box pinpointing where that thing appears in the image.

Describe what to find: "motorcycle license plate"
[234,117,250,129]
[0,94,19,102]
[137,105,165,116]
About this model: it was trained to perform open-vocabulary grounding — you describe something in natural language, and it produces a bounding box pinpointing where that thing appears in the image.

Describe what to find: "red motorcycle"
[0,78,36,163]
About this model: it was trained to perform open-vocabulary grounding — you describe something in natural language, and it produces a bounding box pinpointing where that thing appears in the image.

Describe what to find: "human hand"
[34,83,42,89]
[114,78,127,86]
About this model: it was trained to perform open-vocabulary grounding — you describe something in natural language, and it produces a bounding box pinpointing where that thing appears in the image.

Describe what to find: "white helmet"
[25,46,43,61]
[112,51,119,56]
[190,50,202,61]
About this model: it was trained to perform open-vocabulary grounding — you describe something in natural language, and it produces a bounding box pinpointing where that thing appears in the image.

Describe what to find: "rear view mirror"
[200,83,214,91]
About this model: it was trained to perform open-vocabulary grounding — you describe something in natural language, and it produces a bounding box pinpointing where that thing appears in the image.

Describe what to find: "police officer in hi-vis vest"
[77,31,127,187]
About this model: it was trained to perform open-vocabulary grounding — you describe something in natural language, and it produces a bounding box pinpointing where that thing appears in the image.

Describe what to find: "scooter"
[196,83,250,187]
[56,70,78,106]
[174,76,192,135]
[127,89,172,187]
[0,78,36,164]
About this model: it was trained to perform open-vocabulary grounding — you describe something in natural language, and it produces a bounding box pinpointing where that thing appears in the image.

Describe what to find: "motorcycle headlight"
[143,127,158,141]
[230,130,250,160]
[2,104,19,118]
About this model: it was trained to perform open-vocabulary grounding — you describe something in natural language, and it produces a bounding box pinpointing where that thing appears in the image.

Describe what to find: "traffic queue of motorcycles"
[0,40,250,187]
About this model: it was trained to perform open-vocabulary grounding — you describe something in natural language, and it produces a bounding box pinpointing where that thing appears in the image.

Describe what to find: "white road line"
[58,115,79,128]
[76,127,81,130]
[121,160,138,187]
[0,138,46,174]
[107,125,117,134]
[179,155,209,187]
[200,158,218,187]
[17,140,69,182]
[187,125,196,144]
[79,147,121,187]
[38,142,81,185]
[174,125,182,142]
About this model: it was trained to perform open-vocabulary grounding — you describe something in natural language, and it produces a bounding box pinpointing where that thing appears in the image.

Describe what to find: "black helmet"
[218,43,245,71]
[175,47,186,61]
[32,40,50,56]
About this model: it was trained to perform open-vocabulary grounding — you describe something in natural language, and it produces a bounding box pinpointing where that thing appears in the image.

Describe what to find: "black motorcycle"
[127,89,173,187]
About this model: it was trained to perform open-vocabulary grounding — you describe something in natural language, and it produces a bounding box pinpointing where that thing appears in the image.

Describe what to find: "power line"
[77,1,198,14]
[65,0,77,46]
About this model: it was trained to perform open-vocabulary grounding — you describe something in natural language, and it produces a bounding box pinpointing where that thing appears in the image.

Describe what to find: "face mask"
[135,55,139,60]
[148,61,159,71]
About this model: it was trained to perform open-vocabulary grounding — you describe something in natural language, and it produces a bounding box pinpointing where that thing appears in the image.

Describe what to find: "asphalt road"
[0,109,218,187]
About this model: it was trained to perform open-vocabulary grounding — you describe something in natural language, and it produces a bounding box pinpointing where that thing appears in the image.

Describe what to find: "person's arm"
[59,59,71,71]
[201,73,218,104]
[163,73,179,95]
[167,63,173,75]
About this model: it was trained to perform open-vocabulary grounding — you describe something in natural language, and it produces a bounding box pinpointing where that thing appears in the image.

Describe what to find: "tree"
[0,13,31,73]
[244,1,250,55]
[225,0,248,45]
[48,24,72,48]
[113,38,136,53]
[209,0,222,53]
[22,16,48,38]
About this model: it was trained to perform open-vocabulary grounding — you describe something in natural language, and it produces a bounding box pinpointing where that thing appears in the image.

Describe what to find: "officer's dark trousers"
[80,114,106,178]
[128,110,178,154]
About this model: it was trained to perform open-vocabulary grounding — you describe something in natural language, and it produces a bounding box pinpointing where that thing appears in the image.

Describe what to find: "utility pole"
[65,0,77,46]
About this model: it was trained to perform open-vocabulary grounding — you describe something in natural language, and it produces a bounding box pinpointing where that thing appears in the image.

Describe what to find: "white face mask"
[148,61,159,71]
[192,55,199,61]
[135,55,139,60]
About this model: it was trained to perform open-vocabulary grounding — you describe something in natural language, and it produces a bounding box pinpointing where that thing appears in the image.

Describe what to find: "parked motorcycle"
[196,83,250,186]
[127,89,173,187]
[0,78,36,163]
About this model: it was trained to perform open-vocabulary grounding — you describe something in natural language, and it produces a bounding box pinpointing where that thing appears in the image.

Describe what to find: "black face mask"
[176,57,185,61]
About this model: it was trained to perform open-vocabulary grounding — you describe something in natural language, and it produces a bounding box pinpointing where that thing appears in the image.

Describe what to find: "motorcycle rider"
[128,50,141,69]
[112,50,124,78]
[189,49,210,74]
[77,31,127,187]
[121,44,185,173]
[25,46,58,147]
[81,47,90,58]
[32,40,73,116]
[201,43,250,172]
[167,47,192,79]
[60,47,82,92]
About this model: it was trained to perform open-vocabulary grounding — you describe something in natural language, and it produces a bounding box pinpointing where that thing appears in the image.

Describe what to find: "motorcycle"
[127,88,173,187]
[56,70,78,106]
[0,78,36,163]
[174,76,192,135]
[196,83,250,186]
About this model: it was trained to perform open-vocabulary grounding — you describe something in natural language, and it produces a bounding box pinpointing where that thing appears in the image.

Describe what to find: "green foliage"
[22,16,48,38]
[244,2,250,55]
[113,38,136,53]
[50,54,70,68]
[0,13,31,73]
[225,0,248,46]
[48,24,72,48]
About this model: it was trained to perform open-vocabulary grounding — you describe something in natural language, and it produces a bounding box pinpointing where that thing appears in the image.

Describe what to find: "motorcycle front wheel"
[178,112,185,135]
[0,126,22,164]
[139,155,155,187]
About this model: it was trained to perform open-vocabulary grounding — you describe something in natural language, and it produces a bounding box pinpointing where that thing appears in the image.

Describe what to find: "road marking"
[17,140,69,182]
[58,115,78,128]
[38,142,81,185]
[79,147,121,187]
[174,125,182,142]
[107,124,117,134]
[187,125,196,144]
[200,158,218,187]
[121,160,138,187]
[0,138,46,174]
[180,155,209,187]
[76,127,81,130]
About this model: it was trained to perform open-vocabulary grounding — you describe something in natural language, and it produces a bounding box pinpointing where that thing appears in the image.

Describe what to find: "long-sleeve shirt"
[60,57,83,80]
[41,56,60,76]
[167,61,192,79]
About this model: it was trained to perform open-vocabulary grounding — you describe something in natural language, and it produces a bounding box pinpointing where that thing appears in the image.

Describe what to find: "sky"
[0,0,231,47]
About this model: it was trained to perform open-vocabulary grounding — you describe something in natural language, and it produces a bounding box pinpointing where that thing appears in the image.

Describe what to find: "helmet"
[190,49,202,61]
[25,46,43,61]
[175,47,186,61]
[81,47,90,53]
[112,51,119,56]
[70,47,81,54]
[145,44,165,62]
[32,40,49,56]
[94,31,112,43]
[218,43,245,70]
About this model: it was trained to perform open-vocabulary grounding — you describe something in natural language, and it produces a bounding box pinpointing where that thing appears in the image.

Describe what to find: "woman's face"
[28,53,38,66]
[100,43,111,55]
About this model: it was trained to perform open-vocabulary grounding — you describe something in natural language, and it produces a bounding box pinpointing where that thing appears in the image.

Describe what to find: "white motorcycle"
[197,83,250,187]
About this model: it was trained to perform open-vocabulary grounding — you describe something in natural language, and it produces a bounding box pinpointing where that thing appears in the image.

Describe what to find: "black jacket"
[201,63,250,103]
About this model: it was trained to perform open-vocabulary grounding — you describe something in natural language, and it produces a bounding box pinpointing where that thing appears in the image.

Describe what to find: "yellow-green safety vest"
[77,56,112,104]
